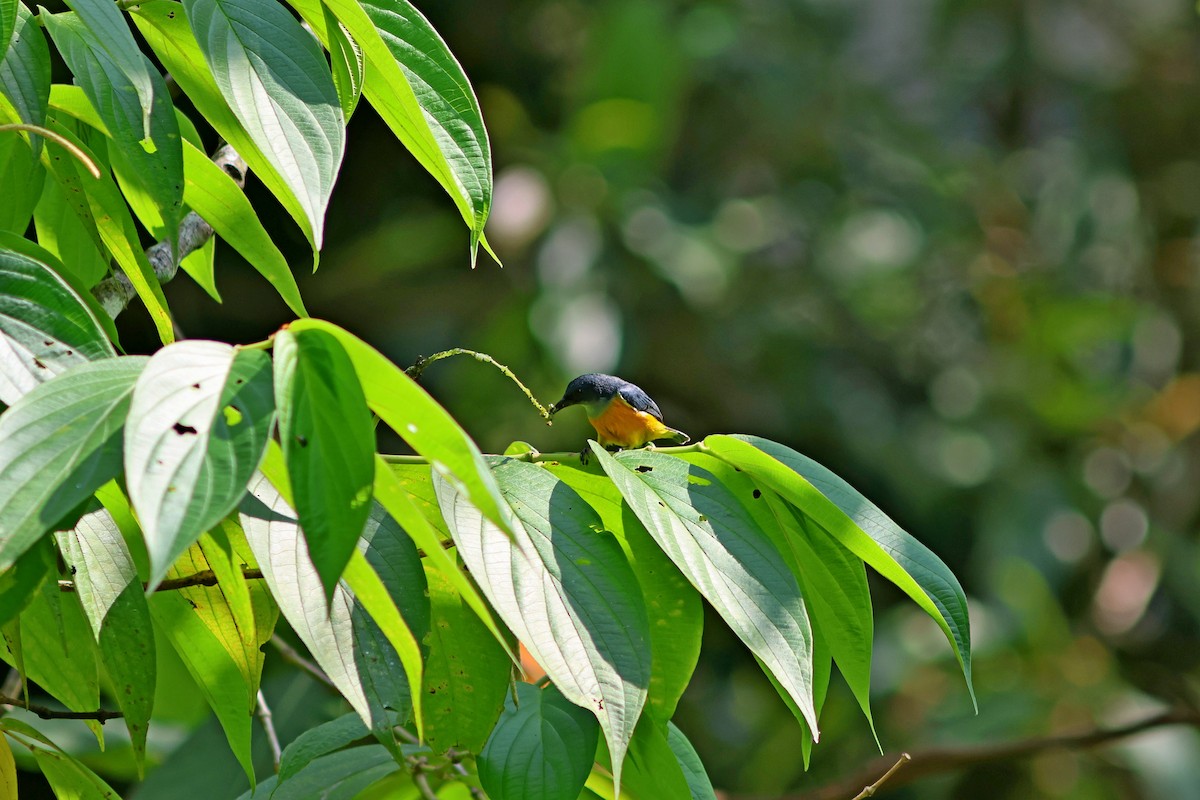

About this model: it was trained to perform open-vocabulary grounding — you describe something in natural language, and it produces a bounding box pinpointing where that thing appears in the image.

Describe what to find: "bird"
[549,373,689,450]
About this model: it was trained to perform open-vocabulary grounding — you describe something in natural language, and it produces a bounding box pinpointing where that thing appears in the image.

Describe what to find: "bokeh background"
[118,0,1200,797]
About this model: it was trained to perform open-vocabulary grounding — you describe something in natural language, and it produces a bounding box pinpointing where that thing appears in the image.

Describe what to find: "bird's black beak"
[548,396,573,416]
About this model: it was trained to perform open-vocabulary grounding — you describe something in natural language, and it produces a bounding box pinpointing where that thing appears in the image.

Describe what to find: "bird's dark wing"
[618,383,664,421]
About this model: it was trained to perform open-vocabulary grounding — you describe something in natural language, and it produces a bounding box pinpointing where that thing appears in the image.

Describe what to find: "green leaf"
[147,546,264,783]
[297,0,491,259]
[60,0,157,140]
[182,0,344,250]
[436,457,651,789]
[324,8,364,120]
[0,537,51,628]
[277,711,368,786]
[422,564,511,754]
[0,357,144,569]
[0,729,15,799]
[375,460,514,663]
[39,118,175,343]
[0,3,51,150]
[124,341,274,588]
[0,134,44,233]
[601,718,691,800]
[181,139,307,316]
[707,434,976,706]
[0,0,15,65]
[287,318,511,535]
[241,475,426,742]
[32,747,120,799]
[6,579,100,715]
[238,744,396,800]
[0,245,115,405]
[33,173,109,289]
[591,445,819,738]
[41,9,183,239]
[131,0,317,257]
[57,504,155,771]
[274,327,374,597]
[479,682,599,800]
[546,461,703,722]
[179,235,219,302]
[666,723,717,800]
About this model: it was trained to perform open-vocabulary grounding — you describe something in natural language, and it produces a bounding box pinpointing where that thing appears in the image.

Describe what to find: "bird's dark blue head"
[550,373,623,415]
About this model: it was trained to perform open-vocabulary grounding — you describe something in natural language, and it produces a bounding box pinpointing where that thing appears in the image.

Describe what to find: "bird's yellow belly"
[588,399,668,448]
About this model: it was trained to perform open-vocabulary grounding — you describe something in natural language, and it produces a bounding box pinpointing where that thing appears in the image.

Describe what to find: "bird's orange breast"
[588,396,670,448]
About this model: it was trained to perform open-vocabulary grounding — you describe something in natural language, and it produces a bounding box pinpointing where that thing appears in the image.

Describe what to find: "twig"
[256,690,283,773]
[404,348,553,422]
[269,635,336,691]
[0,694,122,722]
[92,144,247,320]
[412,769,439,800]
[59,567,265,593]
[776,709,1200,800]
[0,123,100,177]
[851,753,910,799]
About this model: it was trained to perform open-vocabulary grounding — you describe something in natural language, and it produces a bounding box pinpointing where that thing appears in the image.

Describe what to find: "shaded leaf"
[33,171,109,289]
[0,133,44,233]
[123,340,274,588]
[0,537,52,628]
[436,457,651,788]
[182,0,344,250]
[667,723,717,800]
[0,2,51,151]
[274,327,374,597]
[0,729,14,799]
[277,711,368,786]
[479,682,599,800]
[5,578,99,716]
[0,357,144,570]
[238,744,396,800]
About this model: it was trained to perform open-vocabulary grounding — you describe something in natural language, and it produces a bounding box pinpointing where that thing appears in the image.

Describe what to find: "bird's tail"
[661,427,690,445]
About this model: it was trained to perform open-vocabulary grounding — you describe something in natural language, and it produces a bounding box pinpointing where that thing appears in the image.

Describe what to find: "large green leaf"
[324,8,363,120]
[131,0,315,255]
[421,564,511,754]
[0,245,115,405]
[0,0,14,65]
[0,729,14,798]
[39,118,175,343]
[182,0,344,250]
[601,718,691,800]
[0,537,51,628]
[237,744,396,800]
[61,0,157,139]
[6,579,99,716]
[479,682,599,800]
[181,139,307,316]
[57,504,155,771]
[436,457,651,789]
[666,723,717,800]
[0,134,43,233]
[546,461,702,722]
[293,0,490,259]
[287,318,511,534]
[706,434,976,705]
[276,711,369,786]
[0,2,51,149]
[274,327,374,597]
[41,10,183,239]
[32,747,121,800]
[32,173,108,289]
[0,357,144,570]
[123,341,274,588]
[241,475,426,742]
[591,445,819,738]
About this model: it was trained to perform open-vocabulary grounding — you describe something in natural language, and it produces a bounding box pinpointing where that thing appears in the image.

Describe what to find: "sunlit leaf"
[5,579,99,717]
[124,341,273,588]
[478,682,599,800]
[324,8,364,120]
[436,457,651,788]
[591,445,819,738]
[0,729,15,799]
[0,357,144,570]
[33,173,109,290]
[182,0,344,250]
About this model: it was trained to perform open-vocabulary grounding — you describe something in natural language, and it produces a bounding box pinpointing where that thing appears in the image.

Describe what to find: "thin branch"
[0,694,122,722]
[776,709,1200,800]
[379,442,706,466]
[269,635,336,691]
[405,348,553,422]
[92,144,247,320]
[851,753,911,800]
[256,690,283,773]
[59,567,265,593]
[0,123,100,177]
[412,770,439,800]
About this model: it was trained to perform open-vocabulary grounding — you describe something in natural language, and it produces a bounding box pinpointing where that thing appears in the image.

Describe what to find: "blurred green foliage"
[132,0,1200,796]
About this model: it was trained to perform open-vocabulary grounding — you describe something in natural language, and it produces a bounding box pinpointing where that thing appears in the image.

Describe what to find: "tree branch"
[405,348,554,422]
[0,694,122,722]
[256,689,283,773]
[775,709,1200,800]
[91,144,247,320]
[59,567,265,593]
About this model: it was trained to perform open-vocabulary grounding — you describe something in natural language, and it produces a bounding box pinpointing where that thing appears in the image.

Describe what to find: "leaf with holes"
[437,457,651,790]
[124,340,274,588]
[0,245,115,405]
[0,357,144,570]
[592,445,819,739]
